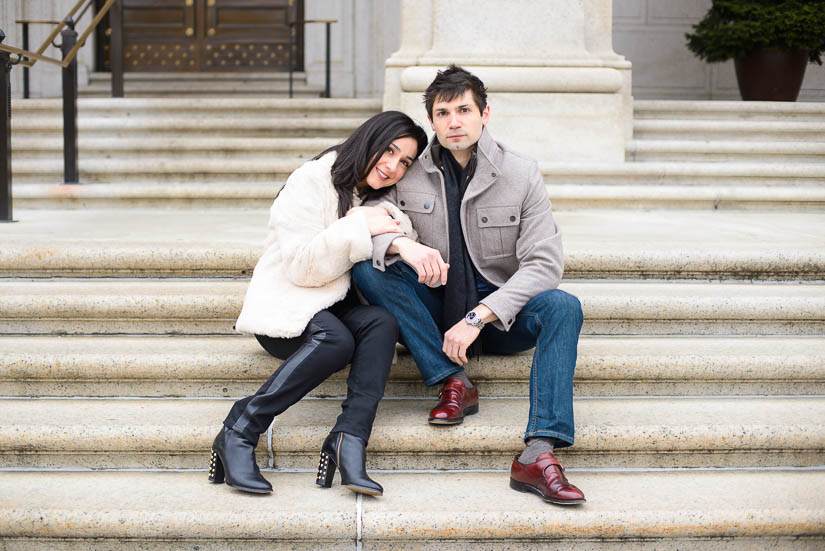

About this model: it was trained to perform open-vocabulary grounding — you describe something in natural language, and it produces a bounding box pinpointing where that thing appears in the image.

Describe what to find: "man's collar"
[430,137,478,171]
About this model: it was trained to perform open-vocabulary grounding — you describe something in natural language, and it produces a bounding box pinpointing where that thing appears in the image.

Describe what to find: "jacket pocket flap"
[477,206,520,227]
[397,191,436,214]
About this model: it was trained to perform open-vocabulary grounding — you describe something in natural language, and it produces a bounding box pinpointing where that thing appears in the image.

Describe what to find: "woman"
[208,111,427,496]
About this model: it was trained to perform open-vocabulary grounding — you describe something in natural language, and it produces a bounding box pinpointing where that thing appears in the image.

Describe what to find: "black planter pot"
[734,48,809,101]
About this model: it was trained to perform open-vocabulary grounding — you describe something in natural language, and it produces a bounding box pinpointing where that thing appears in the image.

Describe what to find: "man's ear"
[427,115,435,131]
[481,104,491,126]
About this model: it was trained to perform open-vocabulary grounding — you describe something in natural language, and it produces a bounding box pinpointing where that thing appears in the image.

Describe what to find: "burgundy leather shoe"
[427,378,479,425]
[509,452,586,505]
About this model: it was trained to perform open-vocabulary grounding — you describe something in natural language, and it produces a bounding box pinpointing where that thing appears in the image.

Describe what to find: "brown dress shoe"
[427,377,479,425]
[509,452,586,505]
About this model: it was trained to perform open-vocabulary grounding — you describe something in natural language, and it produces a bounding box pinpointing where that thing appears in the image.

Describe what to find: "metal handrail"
[15,20,62,99]
[1,0,118,222]
[0,0,116,69]
[288,19,337,98]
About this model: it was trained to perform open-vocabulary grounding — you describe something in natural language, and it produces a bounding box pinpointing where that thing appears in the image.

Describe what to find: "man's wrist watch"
[464,310,485,329]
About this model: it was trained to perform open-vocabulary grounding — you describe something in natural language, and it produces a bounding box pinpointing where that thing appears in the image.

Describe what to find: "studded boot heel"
[315,431,382,496]
[208,426,272,494]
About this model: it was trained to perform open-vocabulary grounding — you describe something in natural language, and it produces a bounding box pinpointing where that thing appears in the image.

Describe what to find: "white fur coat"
[235,152,415,338]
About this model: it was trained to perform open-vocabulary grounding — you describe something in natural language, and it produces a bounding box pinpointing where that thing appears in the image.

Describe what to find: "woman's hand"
[346,206,403,237]
[346,206,390,218]
[391,237,449,287]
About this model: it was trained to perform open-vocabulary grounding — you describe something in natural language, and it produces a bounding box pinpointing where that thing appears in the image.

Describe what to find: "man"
[352,65,585,505]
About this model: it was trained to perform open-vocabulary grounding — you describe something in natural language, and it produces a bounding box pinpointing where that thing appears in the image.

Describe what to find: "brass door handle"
[185,27,194,37]
[208,28,216,36]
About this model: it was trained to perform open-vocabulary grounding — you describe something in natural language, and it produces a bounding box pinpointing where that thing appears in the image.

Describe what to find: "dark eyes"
[386,147,410,168]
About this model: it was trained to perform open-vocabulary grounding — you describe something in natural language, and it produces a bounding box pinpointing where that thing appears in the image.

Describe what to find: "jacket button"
[508,319,513,324]
[424,203,430,209]
[492,172,497,177]
[376,260,382,267]
[481,217,488,223]
[399,200,406,206]
[510,216,516,222]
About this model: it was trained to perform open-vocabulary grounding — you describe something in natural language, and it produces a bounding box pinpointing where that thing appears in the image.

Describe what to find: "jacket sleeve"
[479,161,564,331]
[271,168,373,288]
[363,187,415,271]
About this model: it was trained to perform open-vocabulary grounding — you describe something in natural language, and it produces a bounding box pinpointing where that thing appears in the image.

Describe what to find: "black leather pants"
[223,303,398,445]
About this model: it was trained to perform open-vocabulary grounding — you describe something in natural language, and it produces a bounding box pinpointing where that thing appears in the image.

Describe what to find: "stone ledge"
[13,182,825,210]
[2,209,823,279]
[1,335,823,398]
[2,280,823,336]
[0,470,823,548]
[12,97,381,113]
[634,99,825,120]
[1,397,823,469]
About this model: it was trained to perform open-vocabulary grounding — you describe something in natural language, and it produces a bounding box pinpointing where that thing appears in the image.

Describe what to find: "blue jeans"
[352,260,582,447]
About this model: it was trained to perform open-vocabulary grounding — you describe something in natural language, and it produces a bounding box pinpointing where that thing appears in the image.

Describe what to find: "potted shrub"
[686,0,825,101]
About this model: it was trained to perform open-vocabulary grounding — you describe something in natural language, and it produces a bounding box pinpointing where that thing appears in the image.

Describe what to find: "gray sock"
[449,370,473,388]
[518,437,554,464]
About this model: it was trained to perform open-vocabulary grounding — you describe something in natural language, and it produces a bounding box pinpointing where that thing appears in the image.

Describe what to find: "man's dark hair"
[423,65,488,119]
[314,110,428,217]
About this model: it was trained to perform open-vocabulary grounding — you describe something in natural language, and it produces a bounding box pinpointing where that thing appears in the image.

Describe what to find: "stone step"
[81,71,326,97]
[9,117,367,139]
[3,335,823,398]
[2,209,823,280]
[634,99,825,122]
[11,158,302,183]
[2,469,822,549]
[11,97,381,118]
[2,279,823,336]
[633,119,825,142]
[1,396,823,469]
[15,179,825,211]
[628,140,825,163]
[10,136,340,160]
[79,82,326,98]
[11,160,825,210]
[13,138,825,166]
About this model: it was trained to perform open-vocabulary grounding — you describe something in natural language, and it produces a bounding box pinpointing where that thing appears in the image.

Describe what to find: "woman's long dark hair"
[314,110,428,218]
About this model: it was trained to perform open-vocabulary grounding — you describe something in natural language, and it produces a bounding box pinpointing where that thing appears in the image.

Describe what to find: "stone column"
[384,0,632,162]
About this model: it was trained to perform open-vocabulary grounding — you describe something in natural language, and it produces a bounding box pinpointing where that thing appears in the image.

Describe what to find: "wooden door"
[96,0,302,72]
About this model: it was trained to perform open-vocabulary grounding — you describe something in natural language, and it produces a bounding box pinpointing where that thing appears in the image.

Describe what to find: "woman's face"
[362,136,419,191]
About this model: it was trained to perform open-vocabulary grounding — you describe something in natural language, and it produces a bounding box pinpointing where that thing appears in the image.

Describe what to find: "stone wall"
[613,0,825,100]
[304,0,400,98]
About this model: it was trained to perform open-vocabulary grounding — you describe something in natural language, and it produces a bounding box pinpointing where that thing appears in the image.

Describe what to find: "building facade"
[2,0,824,100]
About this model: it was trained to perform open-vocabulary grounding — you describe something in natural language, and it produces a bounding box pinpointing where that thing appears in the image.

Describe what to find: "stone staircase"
[80,71,326,97]
[1,98,824,548]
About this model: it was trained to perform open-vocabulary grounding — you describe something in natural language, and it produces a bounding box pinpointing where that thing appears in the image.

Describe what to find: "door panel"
[96,0,302,72]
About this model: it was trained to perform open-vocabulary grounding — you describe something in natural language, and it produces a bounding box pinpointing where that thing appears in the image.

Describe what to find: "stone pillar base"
[396,65,629,163]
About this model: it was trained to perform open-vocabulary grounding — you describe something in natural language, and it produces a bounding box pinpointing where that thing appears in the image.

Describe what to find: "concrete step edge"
[11,97,381,110]
[1,470,823,545]
[13,182,825,212]
[2,280,824,321]
[1,396,824,469]
[2,335,823,398]
[634,99,825,115]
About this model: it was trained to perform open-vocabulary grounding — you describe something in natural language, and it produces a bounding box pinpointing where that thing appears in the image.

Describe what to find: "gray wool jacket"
[369,127,564,332]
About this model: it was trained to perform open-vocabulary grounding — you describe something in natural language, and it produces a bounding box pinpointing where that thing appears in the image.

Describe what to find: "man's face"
[428,90,490,154]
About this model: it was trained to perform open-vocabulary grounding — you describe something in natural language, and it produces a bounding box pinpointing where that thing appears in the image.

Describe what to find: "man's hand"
[442,320,481,366]
[443,304,498,365]
[391,237,449,287]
